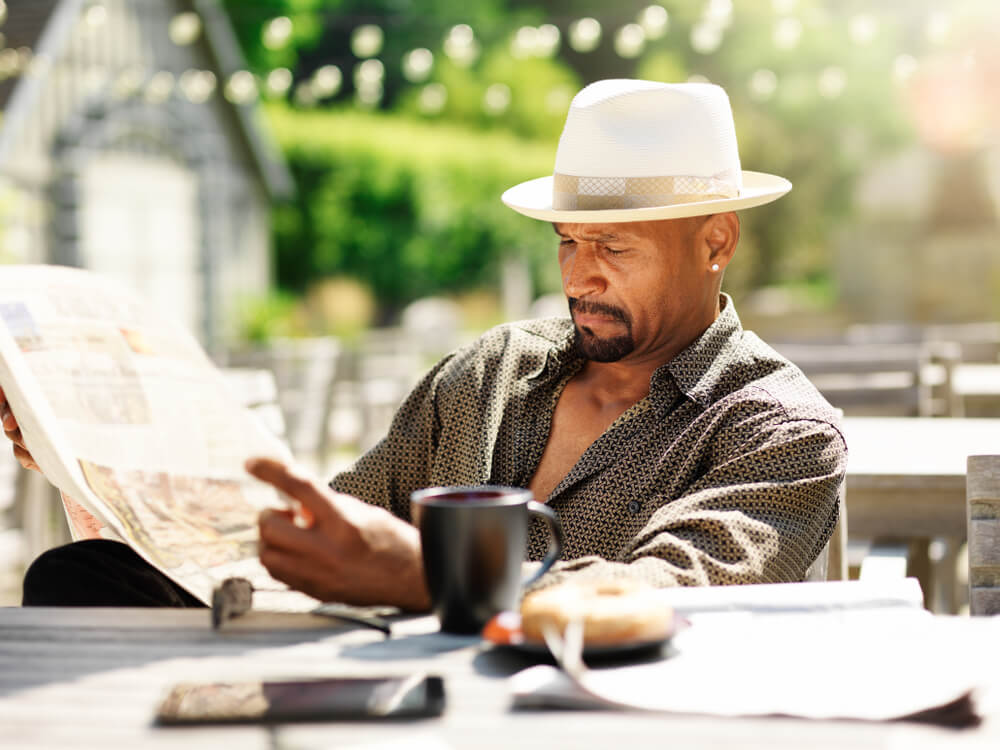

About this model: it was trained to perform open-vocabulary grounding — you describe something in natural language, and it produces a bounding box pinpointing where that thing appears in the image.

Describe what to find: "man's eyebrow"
[552,225,623,242]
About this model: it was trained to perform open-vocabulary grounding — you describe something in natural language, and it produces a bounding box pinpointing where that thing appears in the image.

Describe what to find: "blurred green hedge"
[266,103,562,321]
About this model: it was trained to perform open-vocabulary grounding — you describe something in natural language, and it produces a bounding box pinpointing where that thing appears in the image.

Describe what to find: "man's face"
[554,217,716,364]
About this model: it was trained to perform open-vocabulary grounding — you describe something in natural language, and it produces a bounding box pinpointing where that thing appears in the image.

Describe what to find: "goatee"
[568,298,635,362]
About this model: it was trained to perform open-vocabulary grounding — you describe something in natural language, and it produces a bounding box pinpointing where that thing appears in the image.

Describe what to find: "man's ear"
[703,212,739,270]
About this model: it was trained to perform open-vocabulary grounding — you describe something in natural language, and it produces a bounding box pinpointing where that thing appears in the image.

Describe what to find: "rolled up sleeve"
[534,415,847,590]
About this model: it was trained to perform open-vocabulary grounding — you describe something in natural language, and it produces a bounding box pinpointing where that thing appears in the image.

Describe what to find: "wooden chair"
[805,478,848,581]
[967,454,1000,615]
[848,321,1000,364]
[220,367,287,438]
[772,340,962,417]
[225,338,342,464]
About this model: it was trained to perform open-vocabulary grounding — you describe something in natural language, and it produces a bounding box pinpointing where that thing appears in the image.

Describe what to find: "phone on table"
[155,674,445,725]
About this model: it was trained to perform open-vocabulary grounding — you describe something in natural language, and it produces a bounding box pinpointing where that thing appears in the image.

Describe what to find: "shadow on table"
[337,630,480,661]
[0,609,384,698]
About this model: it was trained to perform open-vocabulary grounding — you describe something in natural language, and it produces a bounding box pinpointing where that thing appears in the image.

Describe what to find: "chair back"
[804,476,848,581]
[967,454,1000,615]
[772,340,961,417]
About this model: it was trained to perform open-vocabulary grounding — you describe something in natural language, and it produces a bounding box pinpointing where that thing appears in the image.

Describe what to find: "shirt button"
[627,500,641,515]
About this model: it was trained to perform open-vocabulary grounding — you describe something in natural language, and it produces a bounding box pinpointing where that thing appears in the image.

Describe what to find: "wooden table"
[843,417,1000,539]
[953,363,1000,416]
[1,604,998,749]
[954,364,1000,398]
[843,417,1000,610]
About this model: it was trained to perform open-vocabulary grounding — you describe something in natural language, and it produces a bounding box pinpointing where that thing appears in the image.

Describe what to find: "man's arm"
[252,351,465,610]
[251,457,431,610]
[533,416,847,589]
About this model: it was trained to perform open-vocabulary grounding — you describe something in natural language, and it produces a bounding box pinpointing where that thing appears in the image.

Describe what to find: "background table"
[1,605,999,749]
[843,417,1000,539]
[842,417,1000,611]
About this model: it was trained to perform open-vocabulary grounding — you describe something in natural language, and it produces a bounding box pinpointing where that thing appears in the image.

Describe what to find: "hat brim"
[501,170,791,223]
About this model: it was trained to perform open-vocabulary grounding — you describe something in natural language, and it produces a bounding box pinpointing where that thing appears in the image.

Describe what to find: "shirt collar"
[533,294,744,408]
[654,293,743,408]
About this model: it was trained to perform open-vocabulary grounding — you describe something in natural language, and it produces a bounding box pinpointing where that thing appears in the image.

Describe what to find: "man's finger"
[259,543,325,599]
[4,425,24,449]
[258,507,323,554]
[1,403,18,433]
[12,444,37,472]
[246,457,338,525]
[259,507,295,524]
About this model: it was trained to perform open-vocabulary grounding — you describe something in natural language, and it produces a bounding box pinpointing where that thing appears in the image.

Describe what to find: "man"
[3,80,846,608]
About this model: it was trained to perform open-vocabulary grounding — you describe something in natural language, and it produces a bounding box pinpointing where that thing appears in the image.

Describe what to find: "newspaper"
[511,604,990,726]
[0,264,319,610]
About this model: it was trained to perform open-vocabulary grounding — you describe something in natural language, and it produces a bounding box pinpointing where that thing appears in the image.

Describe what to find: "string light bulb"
[225,70,258,104]
[419,83,447,114]
[444,24,478,66]
[351,25,383,58]
[402,48,433,83]
[266,67,293,96]
[84,2,107,28]
[638,6,669,39]
[614,24,646,58]
[483,83,511,115]
[263,17,292,50]
[569,18,601,53]
[312,64,342,98]
[169,12,201,46]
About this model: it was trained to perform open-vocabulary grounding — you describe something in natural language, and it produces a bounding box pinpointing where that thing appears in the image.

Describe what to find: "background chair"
[967,454,1000,615]
[805,478,848,582]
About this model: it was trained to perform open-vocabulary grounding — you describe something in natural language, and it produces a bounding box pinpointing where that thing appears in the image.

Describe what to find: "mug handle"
[522,501,565,588]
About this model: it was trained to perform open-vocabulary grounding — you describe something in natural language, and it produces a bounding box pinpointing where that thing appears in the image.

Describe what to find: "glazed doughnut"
[520,579,672,646]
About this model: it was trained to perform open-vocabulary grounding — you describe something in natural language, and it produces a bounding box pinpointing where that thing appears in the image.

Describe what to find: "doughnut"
[519,579,673,647]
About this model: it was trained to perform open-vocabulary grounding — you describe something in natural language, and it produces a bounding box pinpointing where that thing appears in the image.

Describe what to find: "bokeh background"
[3,0,999,346]
[0,0,999,603]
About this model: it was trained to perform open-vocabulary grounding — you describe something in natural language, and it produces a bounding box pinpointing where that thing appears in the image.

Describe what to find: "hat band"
[552,172,739,210]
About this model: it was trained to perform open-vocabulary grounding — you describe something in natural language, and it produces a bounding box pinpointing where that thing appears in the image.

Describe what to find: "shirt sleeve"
[328,353,454,521]
[532,415,847,590]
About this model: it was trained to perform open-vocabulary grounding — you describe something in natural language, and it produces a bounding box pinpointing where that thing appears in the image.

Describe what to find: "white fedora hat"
[502,79,791,223]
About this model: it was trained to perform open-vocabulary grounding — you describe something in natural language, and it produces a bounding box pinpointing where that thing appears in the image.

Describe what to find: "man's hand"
[2,387,104,538]
[0,386,39,472]
[247,457,431,612]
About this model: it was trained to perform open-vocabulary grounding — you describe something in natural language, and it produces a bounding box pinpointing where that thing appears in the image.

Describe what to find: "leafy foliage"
[226,1,993,321]
[221,0,327,72]
[266,104,559,320]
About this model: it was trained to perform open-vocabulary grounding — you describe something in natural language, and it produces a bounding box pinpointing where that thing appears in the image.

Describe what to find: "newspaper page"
[0,264,318,609]
[510,605,986,725]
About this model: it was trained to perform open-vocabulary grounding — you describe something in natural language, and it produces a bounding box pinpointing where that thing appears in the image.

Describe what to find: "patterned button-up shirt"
[331,295,847,587]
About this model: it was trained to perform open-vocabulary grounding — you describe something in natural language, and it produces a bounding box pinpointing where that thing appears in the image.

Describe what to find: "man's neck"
[574,298,722,408]
[574,358,660,409]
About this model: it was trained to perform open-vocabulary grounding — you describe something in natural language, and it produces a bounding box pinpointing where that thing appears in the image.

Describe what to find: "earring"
[711,263,720,272]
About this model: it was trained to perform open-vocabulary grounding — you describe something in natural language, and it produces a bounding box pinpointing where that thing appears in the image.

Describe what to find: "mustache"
[568,298,629,324]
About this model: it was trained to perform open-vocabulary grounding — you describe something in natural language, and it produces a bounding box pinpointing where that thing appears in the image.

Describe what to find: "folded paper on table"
[511,607,998,726]
[653,577,925,616]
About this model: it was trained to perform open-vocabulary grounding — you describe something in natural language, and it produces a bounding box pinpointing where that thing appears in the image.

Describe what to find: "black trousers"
[22,539,206,608]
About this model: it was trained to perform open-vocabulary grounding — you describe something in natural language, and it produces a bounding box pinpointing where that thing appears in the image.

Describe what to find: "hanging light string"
[0,3,970,116]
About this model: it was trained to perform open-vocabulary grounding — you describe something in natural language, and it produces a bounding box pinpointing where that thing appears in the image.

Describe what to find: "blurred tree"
[221,0,327,72]
[267,104,558,321]
[220,1,996,320]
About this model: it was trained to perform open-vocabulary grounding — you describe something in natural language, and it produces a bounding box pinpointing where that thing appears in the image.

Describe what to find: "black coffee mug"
[411,486,564,634]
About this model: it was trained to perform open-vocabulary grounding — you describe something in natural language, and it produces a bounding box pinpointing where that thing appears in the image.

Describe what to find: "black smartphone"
[155,674,445,725]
